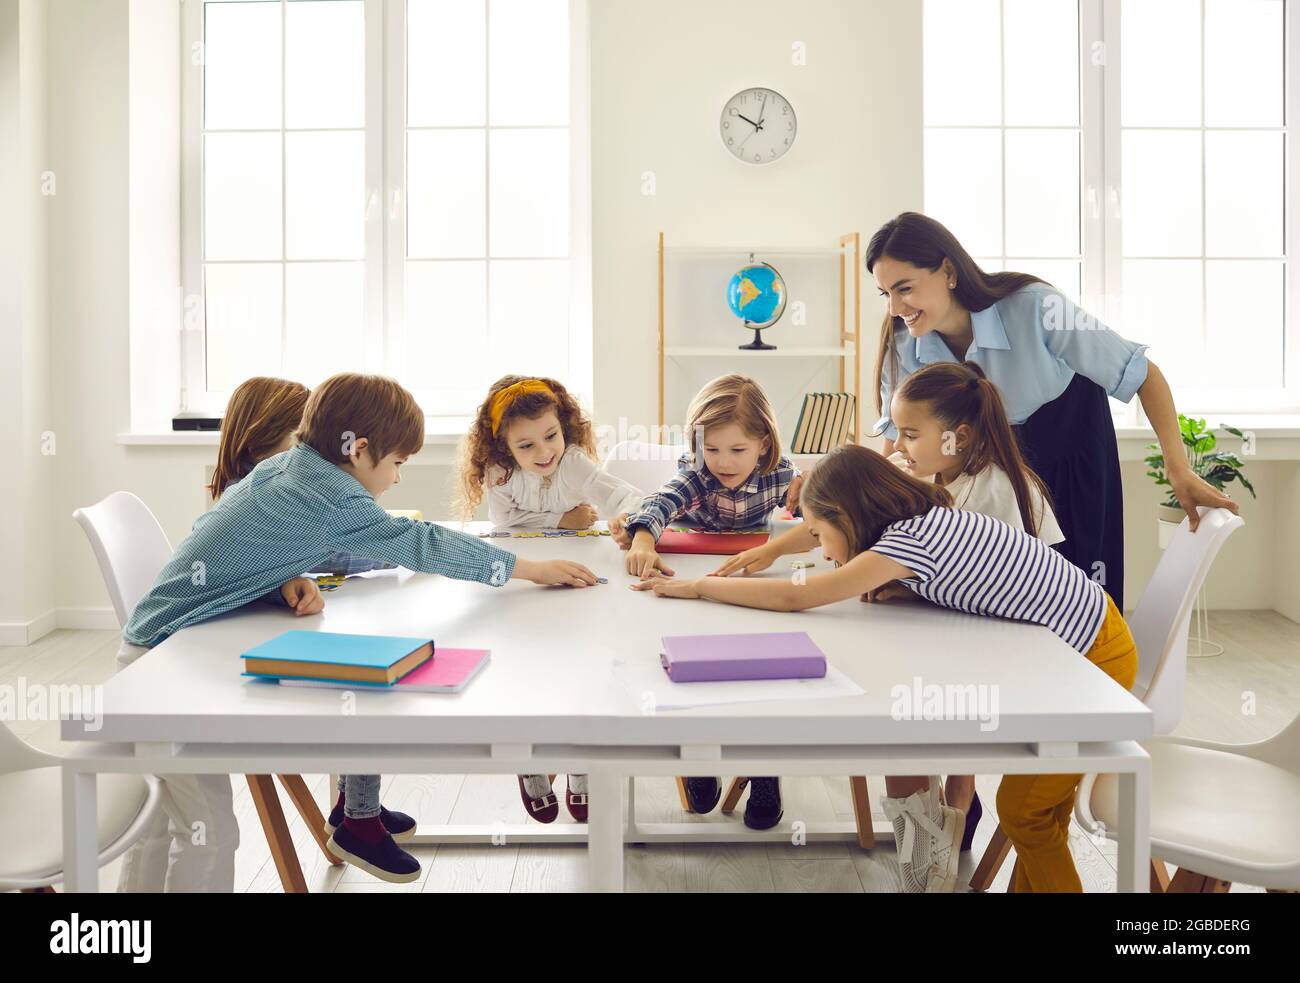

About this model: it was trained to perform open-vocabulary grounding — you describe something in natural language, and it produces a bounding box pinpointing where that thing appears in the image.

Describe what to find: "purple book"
[660,631,827,683]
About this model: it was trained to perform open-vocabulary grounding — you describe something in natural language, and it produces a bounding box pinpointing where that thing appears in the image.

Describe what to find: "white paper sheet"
[611,656,864,710]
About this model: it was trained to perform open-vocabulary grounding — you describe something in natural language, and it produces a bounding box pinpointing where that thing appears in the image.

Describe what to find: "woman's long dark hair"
[896,361,1054,537]
[867,212,1045,420]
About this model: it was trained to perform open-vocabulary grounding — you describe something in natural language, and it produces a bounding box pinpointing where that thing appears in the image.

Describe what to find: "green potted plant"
[1145,415,1256,539]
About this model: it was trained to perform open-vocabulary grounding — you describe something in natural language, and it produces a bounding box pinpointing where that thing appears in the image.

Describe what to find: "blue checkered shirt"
[623,453,800,540]
[124,444,517,647]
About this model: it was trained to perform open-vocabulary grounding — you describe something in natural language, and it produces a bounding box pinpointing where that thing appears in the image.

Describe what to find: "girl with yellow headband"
[457,374,646,823]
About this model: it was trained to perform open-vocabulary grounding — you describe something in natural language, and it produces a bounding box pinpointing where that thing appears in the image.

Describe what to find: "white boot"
[881,781,965,893]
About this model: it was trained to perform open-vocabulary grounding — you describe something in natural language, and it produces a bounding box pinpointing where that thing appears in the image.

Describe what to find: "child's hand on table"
[514,557,600,588]
[710,544,775,578]
[558,503,598,530]
[626,541,674,579]
[630,573,700,599]
[280,577,325,616]
[609,512,632,548]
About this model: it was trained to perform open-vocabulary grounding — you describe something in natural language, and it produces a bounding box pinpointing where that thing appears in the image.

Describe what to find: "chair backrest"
[602,441,688,492]
[0,719,56,774]
[72,492,174,629]
[1129,507,1244,735]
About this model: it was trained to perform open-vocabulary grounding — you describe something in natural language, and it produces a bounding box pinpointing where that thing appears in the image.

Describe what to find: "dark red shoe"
[517,774,559,823]
[565,774,588,822]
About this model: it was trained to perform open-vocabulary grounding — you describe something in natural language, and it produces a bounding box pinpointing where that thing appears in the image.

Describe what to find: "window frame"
[179,0,593,424]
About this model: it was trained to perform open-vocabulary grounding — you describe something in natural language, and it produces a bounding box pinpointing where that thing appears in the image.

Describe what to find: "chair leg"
[720,777,748,814]
[247,774,309,893]
[277,774,343,866]
[674,776,692,812]
[969,822,1011,892]
[21,886,56,893]
[1202,877,1232,893]
[848,776,876,849]
[1150,859,1171,893]
[1007,858,1022,893]
[1167,868,1208,893]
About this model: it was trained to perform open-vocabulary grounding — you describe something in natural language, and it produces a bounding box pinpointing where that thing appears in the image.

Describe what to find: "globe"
[726,262,786,350]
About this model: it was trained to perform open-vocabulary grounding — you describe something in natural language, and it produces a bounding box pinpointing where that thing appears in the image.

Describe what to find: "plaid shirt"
[124,444,516,648]
[624,453,800,541]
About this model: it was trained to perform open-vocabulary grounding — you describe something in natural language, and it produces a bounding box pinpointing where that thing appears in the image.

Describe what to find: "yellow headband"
[489,379,555,436]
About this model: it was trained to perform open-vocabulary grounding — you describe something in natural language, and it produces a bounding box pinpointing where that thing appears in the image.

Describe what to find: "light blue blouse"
[874,282,1150,440]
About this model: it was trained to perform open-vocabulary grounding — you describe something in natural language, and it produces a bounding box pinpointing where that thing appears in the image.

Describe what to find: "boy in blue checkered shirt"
[609,374,804,829]
[119,373,599,889]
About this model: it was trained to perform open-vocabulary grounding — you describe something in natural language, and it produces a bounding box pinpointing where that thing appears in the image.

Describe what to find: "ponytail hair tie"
[489,379,555,436]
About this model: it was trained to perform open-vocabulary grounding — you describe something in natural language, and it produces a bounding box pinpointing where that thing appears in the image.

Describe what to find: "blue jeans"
[337,774,381,819]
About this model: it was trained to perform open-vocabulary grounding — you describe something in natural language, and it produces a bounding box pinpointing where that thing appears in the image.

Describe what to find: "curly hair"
[455,374,597,520]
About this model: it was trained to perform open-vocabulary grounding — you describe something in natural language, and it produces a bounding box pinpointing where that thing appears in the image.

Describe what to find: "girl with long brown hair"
[634,444,1140,895]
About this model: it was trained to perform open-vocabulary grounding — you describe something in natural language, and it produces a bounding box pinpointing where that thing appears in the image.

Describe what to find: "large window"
[182,0,590,420]
[923,0,1296,417]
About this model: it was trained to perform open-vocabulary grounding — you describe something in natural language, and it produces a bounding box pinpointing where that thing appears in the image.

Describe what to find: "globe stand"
[738,323,775,351]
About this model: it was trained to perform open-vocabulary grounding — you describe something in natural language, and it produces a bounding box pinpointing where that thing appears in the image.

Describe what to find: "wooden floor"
[3,610,1295,893]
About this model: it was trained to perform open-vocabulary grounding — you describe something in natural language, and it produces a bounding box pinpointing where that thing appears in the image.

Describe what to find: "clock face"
[720,87,797,165]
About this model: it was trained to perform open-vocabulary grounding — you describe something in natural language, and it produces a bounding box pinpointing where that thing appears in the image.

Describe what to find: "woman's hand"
[860,580,914,604]
[609,512,633,548]
[626,541,674,579]
[630,574,701,599]
[558,503,598,530]
[1168,466,1241,532]
[280,577,325,616]
[711,545,775,578]
[517,558,600,588]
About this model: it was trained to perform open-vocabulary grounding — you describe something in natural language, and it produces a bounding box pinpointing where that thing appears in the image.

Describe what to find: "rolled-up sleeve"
[1036,288,1150,402]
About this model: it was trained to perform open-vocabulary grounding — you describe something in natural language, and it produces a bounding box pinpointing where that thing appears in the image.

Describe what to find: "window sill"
[1113,414,1300,461]
[116,417,473,460]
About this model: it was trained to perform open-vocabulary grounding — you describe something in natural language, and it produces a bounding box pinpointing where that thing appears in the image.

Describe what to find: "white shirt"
[486,447,646,529]
[870,506,1107,654]
[886,453,1064,547]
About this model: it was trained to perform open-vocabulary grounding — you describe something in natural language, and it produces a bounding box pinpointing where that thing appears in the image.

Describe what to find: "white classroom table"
[60,522,1152,892]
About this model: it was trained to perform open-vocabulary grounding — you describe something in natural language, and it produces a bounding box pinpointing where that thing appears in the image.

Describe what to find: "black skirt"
[1013,372,1126,610]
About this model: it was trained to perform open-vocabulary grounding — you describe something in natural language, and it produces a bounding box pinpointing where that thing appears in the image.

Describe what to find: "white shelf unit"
[656,232,862,444]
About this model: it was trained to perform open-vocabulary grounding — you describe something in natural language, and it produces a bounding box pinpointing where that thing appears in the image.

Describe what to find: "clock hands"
[737,112,762,130]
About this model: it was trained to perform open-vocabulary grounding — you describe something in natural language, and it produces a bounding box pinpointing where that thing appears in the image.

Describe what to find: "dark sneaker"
[685,777,721,814]
[326,826,421,883]
[325,804,418,843]
[743,777,783,830]
[961,790,982,852]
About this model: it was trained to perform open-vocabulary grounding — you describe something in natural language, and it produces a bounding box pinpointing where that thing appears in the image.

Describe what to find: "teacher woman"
[869,212,1238,610]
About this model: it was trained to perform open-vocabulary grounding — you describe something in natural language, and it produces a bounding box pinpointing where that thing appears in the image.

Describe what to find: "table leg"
[1116,766,1150,893]
[586,771,624,892]
[62,768,99,893]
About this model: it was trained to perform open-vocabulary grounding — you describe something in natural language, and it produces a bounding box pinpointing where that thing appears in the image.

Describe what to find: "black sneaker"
[324,803,417,843]
[326,826,422,883]
[743,777,783,830]
[684,777,721,814]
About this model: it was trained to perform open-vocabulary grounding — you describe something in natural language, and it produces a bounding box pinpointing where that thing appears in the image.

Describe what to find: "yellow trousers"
[995,593,1138,893]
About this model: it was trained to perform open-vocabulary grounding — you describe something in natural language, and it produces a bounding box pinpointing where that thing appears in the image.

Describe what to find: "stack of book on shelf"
[241,631,489,693]
[790,392,856,454]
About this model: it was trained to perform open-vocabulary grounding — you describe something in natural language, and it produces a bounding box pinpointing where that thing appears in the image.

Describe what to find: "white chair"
[73,491,339,893]
[601,441,688,492]
[0,721,162,893]
[971,506,1249,891]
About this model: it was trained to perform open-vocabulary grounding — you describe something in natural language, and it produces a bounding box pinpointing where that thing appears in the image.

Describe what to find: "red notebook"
[656,529,771,555]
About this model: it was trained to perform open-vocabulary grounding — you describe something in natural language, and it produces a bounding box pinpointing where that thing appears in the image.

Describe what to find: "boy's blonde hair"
[685,374,782,474]
[296,373,425,466]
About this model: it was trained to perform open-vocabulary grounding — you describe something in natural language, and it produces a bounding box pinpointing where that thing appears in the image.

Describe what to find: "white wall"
[14,0,1300,634]
[0,0,56,642]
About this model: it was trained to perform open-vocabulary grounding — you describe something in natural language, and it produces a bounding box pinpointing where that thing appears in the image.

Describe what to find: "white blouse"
[886,452,1065,545]
[485,447,646,529]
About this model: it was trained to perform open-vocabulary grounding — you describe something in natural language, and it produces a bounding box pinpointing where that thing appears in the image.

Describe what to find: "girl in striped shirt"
[634,443,1138,893]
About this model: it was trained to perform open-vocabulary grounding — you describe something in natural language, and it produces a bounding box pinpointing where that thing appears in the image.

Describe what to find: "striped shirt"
[124,443,517,648]
[623,452,799,541]
[868,506,1107,653]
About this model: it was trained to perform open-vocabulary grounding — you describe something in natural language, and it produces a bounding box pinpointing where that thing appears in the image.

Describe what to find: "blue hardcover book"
[241,631,433,686]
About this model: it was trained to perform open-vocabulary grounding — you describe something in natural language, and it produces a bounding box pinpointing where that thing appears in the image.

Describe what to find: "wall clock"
[720,87,797,165]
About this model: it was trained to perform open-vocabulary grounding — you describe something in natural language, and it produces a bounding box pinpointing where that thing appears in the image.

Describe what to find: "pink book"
[660,632,826,682]
[278,648,491,693]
